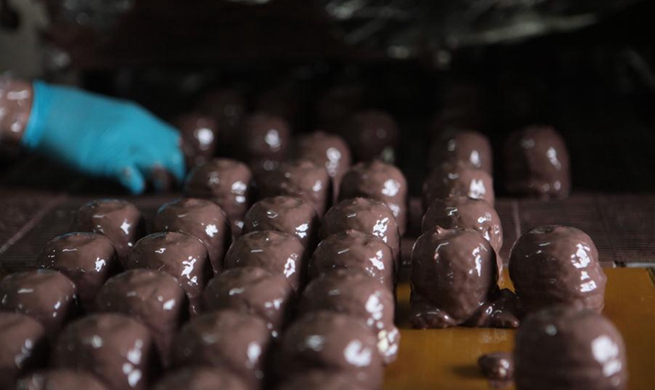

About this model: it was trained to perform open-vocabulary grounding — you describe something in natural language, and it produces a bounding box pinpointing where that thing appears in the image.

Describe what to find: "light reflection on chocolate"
[0,313,48,388]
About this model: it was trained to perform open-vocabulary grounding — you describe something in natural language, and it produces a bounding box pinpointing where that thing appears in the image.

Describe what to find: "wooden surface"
[384,268,655,390]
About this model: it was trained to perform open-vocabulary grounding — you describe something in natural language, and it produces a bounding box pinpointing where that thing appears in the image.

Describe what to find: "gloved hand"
[22,81,185,194]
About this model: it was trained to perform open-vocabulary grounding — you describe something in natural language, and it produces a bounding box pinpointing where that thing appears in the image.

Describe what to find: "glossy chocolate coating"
[198,88,245,158]
[410,227,497,328]
[154,198,231,275]
[422,197,503,255]
[422,163,495,209]
[243,196,319,249]
[341,110,399,163]
[172,311,270,387]
[202,267,294,338]
[0,313,48,388]
[95,269,188,367]
[509,225,606,314]
[184,158,252,236]
[299,271,399,364]
[478,352,514,382]
[0,270,78,333]
[309,230,395,290]
[125,232,212,315]
[504,125,571,199]
[224,230,305,291]
[257,160,331,217]
[515,306,627,390]
[427,129,493,173]
[295,131,352,198]
[277,370,369,390]
[74,199,146,260]
[339,160,408,235]
[321,198,400,265]
[16,370,108,390]
[173,112,218,168]
[239,113,290,172]
[153,367,248,390]
[36,232,119,310]
[277,312,383,389]
[465,288,520,328]
[53,313,159,390]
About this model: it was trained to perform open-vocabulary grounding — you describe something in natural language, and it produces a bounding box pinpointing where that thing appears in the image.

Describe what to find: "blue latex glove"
[22,81,185,194]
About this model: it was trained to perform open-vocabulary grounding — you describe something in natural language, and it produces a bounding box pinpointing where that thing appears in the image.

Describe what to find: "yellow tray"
[384,268,655,390]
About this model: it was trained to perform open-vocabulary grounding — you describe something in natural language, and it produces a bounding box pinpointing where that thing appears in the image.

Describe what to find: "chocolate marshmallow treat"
[341,110,399,164]
[0,270,78,333]
[427,129,493,174]
[202,267,294,338]
[276,312,383,389]
[509,225,606,314]
[0,313,48,388]
[173,112,218,169]
[256,160,331,217]
[504,125,571,199]
[36,232,120,310]
[242,196,319,249]
[53,314,159,390]
[154,198,231,275]
[172,311,271,388]
[184,158,253,236]
[422,162,495,209]
[223,230,306,291]
[239,113,290,172]
[15,370,108,390]
[515,306,627,390]
[299,270,399,364]
[295,131,352,198]
[309,230,395,290]
[198,88,246,158]
[410,227,497,328]
[277,370,369,390]
[74,199,146,260]
[422,196,503,255]
[125,232,212,315]
[478,352,514,382]
[339,160,408,235]
[95,269,188,367]
[153,367,248,390]
[321,198,400,265]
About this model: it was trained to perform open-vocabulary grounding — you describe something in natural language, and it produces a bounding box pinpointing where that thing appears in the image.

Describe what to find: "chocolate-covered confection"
[95,269,188,367]
[242,196,319,249]
[53,314,159,390]
[295,131,352,198]
[504,125,571,199]
[74,199,146,260]
[153,367,248,390]
[410,227,497,328]
[239,113,290,172]
[0,313,48,388]
[339,160,408,235]
[172,311,270,387]
[309,230,395,290]
[277,370,369,390]
[36,232,119,310]
[427,129,492,174]
[422,162,495,209]
[202,267,294,338]
[515,306,627,390]
[223,231,306,291]
[341,110,399,163]
[277,312,383,389]
[257,160,331,217]
[320,198,400,265]
[465,288,520,328]
[198,88,245,158]
[173,112,218,168]
[509,225,606,314]
[0,270,78,333]
[422,196,502,255]
[16,370,108,390]
[299,271,399,364]
[478,352,514,382]
[154,198,231,275]
[125,232,211,315]
[184,158,252,236]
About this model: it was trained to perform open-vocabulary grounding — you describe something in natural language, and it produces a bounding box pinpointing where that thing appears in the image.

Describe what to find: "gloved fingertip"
[117,166,146,195]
